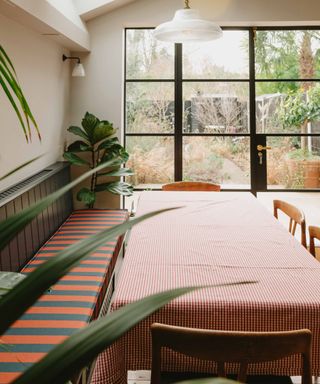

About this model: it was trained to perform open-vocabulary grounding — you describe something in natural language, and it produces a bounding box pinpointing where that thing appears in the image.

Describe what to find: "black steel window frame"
[124,26,320,193]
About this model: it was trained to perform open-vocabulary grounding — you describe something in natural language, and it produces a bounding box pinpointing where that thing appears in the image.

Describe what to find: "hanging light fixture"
[153,0,223,43]
[62,55,86,77]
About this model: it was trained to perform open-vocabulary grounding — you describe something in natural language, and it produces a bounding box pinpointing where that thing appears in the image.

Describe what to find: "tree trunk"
[299,32,315,91]
[301,120,308,150]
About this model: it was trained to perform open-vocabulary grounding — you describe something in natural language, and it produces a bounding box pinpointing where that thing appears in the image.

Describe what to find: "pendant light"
[153,0,223,43]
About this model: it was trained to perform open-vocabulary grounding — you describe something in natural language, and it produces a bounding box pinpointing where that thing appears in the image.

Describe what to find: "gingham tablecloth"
[92,192,320,383]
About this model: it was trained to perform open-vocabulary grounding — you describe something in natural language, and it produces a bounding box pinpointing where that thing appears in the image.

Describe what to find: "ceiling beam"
[0,0,90,52]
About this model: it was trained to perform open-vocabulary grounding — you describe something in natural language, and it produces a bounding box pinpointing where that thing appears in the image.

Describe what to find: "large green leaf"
[81,112,99,141]
[67,126,89,142]
[92,121,116,144]
[76,187,96,206]
[63,152,90,166]
[14,287,198,384]
[14,281,255,383]
[67,141,92,153]
[97,137,119,151]
[102,147,129,163]
[0,158,120,252]
[0,45,40,142]
[0,45,16,74]
[0,155,43,180]
[0,208,177,335]
[95,181,133,196]
[0,66,28,141]
[97,167,134,177]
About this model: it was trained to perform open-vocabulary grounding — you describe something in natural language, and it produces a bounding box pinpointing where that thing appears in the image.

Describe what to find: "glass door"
[181,29,251,190]
[255,29,320,192]
[124,27,320,192]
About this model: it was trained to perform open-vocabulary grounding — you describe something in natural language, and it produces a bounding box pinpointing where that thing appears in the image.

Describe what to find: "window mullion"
[174,43,183,181]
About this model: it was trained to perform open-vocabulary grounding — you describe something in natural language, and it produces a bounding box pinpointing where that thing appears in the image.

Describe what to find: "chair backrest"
[273,199,307,248]
[309,225,320,257]
[162,181,221,192]
[151,323,312,384]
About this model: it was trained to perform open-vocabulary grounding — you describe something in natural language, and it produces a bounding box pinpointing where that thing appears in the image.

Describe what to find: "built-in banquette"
[0,162,128,383]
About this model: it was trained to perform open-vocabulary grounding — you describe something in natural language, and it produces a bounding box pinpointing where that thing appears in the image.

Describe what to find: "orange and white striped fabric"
[92,192,320,384]
[0,209,128,384]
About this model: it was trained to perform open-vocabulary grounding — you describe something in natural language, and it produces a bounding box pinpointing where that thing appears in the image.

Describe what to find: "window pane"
[183,31,249,79]
[183,82,249,134]
[126,29,174,79]
[256,82,320,134]
[255,30,320,80]
[183,137,250,188]
[126,136,174,187]
[126,82,174,134]
[267,136,320,189]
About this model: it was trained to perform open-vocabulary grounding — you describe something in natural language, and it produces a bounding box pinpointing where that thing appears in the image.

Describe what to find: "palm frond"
[0,45,40,142]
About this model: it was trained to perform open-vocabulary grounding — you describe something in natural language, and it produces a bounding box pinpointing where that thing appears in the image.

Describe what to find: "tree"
[255,30,299,95]
[279,85,320,150]
[255,30,320,148]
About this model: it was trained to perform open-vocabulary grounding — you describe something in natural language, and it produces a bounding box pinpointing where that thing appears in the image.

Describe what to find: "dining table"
[91,191,320,384]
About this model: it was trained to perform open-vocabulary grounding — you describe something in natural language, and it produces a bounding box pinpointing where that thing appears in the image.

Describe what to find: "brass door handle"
[257,145,272,151]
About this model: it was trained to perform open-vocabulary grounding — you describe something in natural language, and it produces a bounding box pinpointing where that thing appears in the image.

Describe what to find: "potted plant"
[64,112,133,208]
[286,148,320,188]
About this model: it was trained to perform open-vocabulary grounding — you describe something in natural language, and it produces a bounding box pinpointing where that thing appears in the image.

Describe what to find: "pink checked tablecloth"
[92,192,320,383]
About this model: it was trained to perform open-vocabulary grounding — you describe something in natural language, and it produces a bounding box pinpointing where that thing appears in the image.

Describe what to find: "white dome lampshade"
[72,63,85,77]
[153,1,222,43]
[62,54,86,77]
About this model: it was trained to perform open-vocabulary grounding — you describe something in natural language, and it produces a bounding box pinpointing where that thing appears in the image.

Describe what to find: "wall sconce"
[62,54,85,77]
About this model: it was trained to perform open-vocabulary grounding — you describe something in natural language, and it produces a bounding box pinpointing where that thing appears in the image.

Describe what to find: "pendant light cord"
[184,0,190,9]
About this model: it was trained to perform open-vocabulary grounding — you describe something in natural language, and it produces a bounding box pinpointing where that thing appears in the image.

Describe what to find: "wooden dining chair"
[162,181,221,192]
[273,199,307,248]
[309,225,320,258]
[151,323,312,384]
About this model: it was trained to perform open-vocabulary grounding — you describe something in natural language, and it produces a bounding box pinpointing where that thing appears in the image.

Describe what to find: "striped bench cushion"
[0,209,128,384]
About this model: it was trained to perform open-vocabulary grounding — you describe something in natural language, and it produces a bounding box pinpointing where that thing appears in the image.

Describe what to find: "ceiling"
[73,0,137,21]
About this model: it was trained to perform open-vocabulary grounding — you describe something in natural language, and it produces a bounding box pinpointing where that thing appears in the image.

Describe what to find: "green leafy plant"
[64,112,133,208]
[279,87,320,127]
[0,155,44,181]
[287,148,320,160]
[0,45,40,142]
[279,85,320,148]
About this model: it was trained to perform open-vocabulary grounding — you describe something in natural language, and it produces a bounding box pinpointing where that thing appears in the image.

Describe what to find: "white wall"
[0,12,70,191]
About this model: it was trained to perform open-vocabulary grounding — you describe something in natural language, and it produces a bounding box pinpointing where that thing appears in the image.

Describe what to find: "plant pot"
[286,158,320,188]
